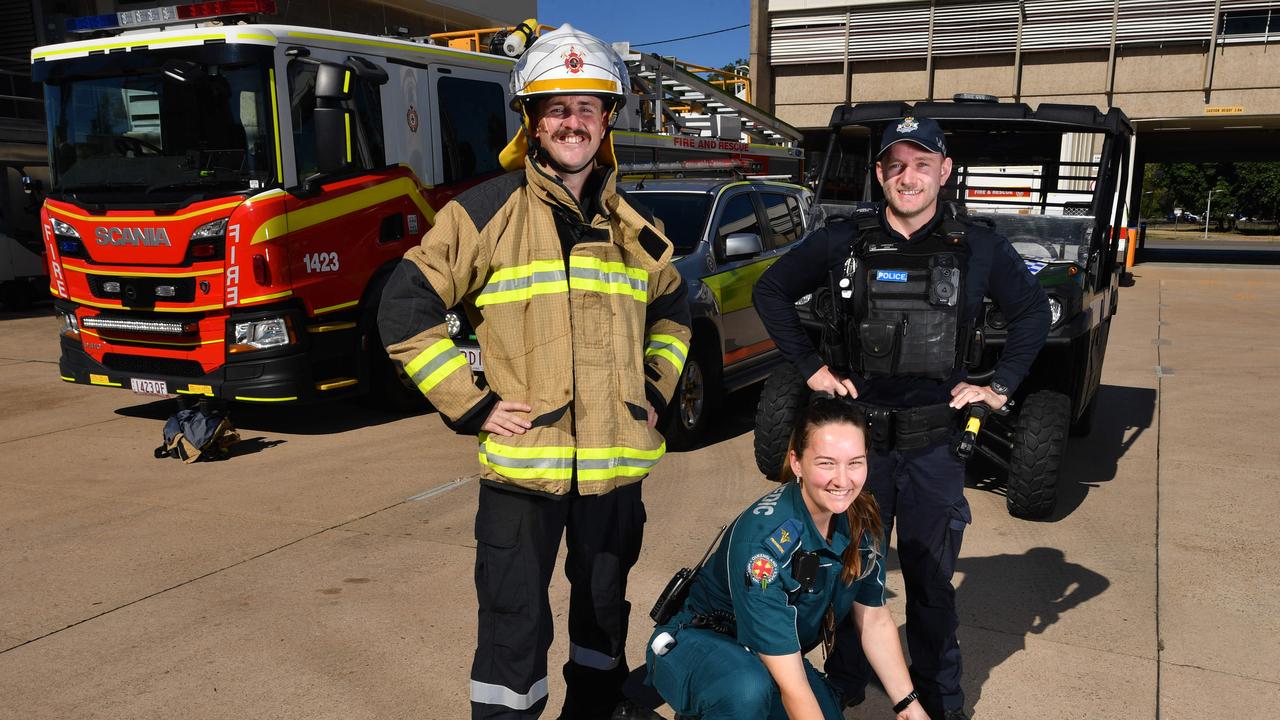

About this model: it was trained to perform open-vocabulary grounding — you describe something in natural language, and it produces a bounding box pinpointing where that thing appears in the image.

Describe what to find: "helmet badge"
[563,47,586,74]
[897,116,919,133]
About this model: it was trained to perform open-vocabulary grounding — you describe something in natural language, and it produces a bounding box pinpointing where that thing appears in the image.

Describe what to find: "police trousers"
[646,624,842,719]
[824,440,971,716]
[470,481,646,719]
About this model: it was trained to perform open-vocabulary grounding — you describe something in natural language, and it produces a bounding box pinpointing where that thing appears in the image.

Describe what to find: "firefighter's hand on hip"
[807,365,859,398]
[482,401,533,436]
[949,382,1007,411]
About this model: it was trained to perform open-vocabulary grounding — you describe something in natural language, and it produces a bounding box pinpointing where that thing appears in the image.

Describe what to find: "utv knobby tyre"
[661,342,721,450]
[753,362,810,481]
[1006,389,1070,519]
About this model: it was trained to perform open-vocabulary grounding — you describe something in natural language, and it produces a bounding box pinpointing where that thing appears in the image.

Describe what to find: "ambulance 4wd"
[32,3,802,408]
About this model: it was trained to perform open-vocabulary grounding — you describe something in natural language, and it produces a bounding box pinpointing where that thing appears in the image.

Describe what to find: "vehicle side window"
[716,194,761,258]
[437,76,506,184]
[287,62,318,179]
[288,60,385,179]
[760,192,802,248]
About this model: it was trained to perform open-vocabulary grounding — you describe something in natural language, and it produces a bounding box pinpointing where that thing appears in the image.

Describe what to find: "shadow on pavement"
[115,397,426,436]
[966,383,1156,522]
[953,547,1110,713]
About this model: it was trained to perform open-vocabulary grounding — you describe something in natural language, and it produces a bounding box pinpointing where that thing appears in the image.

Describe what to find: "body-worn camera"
[929,255,960,307]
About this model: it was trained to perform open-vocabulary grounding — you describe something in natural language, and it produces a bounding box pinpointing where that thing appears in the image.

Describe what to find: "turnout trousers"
[824,440,971,717]
[470,481,646,719]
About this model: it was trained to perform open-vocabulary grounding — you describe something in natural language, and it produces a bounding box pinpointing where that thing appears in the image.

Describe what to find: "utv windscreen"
[823,124,1107,265]
[37,44,276,204]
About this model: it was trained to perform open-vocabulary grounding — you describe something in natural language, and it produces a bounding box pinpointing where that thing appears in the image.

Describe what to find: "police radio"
[650,525,727,625]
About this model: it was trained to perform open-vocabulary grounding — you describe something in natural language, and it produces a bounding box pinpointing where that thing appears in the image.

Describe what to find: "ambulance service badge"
[748,553,777,588]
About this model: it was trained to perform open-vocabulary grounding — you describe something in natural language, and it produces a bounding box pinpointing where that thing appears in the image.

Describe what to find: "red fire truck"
[32,1,802,407]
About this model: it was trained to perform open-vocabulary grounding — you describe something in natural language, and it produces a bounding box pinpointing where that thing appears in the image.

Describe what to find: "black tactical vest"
[834,215,971,381]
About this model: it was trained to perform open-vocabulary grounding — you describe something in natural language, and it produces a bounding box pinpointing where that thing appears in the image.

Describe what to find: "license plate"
[460,345,483,371]
[130,378,170,396]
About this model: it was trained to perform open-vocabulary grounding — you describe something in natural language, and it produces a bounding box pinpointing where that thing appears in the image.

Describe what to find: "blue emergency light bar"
[65,0,276,34]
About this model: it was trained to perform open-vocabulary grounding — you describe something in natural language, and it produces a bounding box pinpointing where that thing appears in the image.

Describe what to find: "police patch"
[747,553,777,587]
[875,269,909,283]
[897,117,920,133]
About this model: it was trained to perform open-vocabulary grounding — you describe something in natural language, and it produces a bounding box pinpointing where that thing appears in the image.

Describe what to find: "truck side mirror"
[313,63,352,175]
[723,232,764,260]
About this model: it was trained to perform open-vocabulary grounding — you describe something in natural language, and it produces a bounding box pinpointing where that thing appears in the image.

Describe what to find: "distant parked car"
[624,178,812,448]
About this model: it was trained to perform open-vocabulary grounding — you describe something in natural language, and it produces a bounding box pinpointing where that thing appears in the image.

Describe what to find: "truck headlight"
[1048,297,1063,327]
[58,310,80,338]
[230,317,293,353]
[188,217,228,260]
[51,217,85,257]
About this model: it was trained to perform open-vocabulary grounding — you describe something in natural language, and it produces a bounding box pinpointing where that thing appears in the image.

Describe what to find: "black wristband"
[893,690,919,713]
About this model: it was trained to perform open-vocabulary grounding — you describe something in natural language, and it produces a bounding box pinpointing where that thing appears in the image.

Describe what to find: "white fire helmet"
[500,23,630,171]
[508,23,629,112]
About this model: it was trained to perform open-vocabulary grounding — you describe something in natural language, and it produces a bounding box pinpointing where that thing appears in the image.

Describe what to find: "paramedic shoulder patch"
[762,518,803,558]
[747,554,777,587]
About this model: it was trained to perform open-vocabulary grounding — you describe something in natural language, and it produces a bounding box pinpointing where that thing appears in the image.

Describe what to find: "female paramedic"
[646,395,928,720]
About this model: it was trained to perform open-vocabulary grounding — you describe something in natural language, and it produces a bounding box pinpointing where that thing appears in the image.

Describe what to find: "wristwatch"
[990,381,1010,398]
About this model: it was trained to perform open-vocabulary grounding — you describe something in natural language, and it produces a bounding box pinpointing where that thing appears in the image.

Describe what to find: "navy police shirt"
[753,205,1050,406]
[683,481,886,656]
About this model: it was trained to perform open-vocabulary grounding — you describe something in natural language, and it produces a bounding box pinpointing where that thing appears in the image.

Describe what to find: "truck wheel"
[1006,389,1070,519]
[753,362,810,481]
[661,343,721,450]
[361,301,430,414]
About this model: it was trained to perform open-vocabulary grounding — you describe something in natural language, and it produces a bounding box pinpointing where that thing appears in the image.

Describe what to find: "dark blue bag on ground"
[153,406,240,462]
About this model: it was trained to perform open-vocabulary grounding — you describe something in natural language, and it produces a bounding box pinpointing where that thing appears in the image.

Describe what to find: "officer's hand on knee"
[948,382,1007,410]
[481,401,533,436]
[807,365,859,398]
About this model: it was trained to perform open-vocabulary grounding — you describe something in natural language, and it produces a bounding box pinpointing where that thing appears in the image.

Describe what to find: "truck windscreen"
[40,48,276,205]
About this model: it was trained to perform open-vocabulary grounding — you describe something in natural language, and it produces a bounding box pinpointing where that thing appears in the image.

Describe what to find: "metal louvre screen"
[933,1,1019,56]
[770,0,1234,65]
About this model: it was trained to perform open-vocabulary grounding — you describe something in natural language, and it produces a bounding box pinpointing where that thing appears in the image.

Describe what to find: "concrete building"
[749,0,1280,218]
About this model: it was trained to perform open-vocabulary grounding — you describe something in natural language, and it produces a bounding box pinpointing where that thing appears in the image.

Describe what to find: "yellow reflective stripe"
[268,68,283,182]
[523,78,620,94]
[645,333,689,374]
[567,256,648,300]
[475,260,569,307]
[405,338,468,393]
[478,436,576,481]
[235,395,298,402]
[344,113,353,163]
[576,443,667,482]
[47,199,241,224]
[250,177,434,244]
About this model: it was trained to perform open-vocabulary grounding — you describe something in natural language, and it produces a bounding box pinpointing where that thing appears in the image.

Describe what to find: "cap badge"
[897,117,919,133]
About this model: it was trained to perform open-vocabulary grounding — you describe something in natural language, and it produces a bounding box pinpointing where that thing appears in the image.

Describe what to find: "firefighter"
[646,394,927,720]
[377,24,692,720]
[752,116,1050,720]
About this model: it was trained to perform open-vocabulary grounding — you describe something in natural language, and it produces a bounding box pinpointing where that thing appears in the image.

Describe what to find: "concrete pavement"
[1,262,1277,719]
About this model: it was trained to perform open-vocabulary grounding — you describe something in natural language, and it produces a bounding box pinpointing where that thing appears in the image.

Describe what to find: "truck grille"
[102,354,206,378]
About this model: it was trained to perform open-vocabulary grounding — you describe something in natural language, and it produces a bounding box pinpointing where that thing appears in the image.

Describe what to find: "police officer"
[753,116,1050,719]
[378,25,691,720]
[646,395,929,720]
